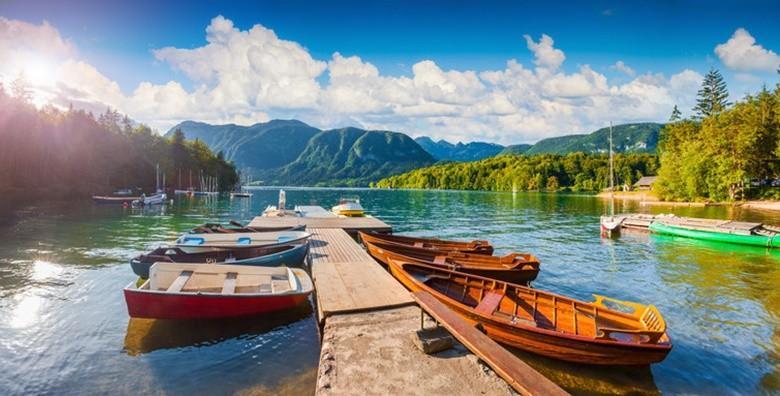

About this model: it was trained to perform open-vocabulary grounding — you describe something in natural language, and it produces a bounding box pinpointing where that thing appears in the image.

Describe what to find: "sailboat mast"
[156,163,160,192]
[609,122,615,216]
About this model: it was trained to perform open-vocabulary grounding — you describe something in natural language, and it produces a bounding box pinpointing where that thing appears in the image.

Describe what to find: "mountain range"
[414,137,505,161]
[166,120,434,186]
[166,120,663,186]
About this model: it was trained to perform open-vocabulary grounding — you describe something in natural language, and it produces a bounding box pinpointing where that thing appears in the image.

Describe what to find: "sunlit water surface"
[0,188,778,395]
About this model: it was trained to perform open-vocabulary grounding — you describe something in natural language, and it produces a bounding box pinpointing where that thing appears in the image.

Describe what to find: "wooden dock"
[250,209,560,395]
[308,228,414,322]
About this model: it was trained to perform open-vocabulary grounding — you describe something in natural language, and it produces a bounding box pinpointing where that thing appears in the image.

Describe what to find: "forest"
[0,78,238,205]
[373,152,658,192]
[655,71,780,201]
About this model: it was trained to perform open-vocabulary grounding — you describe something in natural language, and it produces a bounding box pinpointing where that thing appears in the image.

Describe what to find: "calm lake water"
[0,188,778,395]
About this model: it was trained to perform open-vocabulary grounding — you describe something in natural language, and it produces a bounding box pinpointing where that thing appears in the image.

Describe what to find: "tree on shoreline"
[693,68,730,118]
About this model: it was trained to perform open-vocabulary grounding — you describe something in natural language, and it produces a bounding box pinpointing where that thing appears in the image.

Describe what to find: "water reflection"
[124,302,314,355]
[1,190,779,394]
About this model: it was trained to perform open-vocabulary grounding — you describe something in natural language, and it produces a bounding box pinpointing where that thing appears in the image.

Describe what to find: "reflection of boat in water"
[331,197,365,217]
[123,301,313,355]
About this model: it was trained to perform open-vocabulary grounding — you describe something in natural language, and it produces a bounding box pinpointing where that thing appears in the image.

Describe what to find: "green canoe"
[649,222,780,248]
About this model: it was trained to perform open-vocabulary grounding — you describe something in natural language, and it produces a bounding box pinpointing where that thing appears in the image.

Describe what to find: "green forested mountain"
[374,152,658,192]
[525,123,663,155]
[168,121,434,186]
[414,137,505,161]
[270,128,434,186]
[166,120,320,173]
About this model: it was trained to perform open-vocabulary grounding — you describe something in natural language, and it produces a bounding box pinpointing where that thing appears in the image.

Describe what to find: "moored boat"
[130,242,309,278]
[332,197,365,217]
[386,258,672,365]
[124,263,313,319]
[92,195,140,204]
[175,230,311,250]
[360,231,494,255]
[190,221,305,234]
[362,236,540,284]
[649,221,780,248]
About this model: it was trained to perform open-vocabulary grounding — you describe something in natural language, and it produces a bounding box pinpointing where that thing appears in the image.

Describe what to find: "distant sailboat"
[600,123,621,236]
[133,163,168,206]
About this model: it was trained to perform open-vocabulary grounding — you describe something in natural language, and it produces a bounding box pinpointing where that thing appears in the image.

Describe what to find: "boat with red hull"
[362,236,540,284]
[124,263,313,319]
[386,258,672,365]
[359,231,494,255]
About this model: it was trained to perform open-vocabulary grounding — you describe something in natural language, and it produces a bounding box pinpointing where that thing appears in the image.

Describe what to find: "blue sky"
[1,0,779,143]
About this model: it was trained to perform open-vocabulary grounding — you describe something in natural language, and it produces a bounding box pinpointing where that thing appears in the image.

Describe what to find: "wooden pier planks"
[309,228,414,321]
[412,291,569,396]
[248,215,392,234]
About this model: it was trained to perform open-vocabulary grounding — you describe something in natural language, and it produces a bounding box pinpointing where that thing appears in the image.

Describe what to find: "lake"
[0,188,778,395]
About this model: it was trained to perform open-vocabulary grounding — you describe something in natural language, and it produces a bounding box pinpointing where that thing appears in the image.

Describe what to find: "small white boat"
[133,191,168,206]
[262,189,300,217]
[175,230,311,250]
[332,197,364,217]
[231,191,253,198]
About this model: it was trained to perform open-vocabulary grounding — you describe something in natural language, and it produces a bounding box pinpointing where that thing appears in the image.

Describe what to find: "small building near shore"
[634,176,657,191]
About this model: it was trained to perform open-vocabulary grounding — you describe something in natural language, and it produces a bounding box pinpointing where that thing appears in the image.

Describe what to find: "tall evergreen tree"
[693,68,730,118]
[669,105,682,121]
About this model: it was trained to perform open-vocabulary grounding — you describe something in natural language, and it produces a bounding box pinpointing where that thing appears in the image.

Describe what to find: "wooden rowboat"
[190,221,305,234]
[130,242,309,279]
[175,231,310,251]
[386,258,672,365]
[124,263,313,319]
[363,238,540,284]
[359,231,493,255]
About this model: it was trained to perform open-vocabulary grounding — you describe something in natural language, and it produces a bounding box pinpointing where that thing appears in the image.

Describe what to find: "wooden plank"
[412,291,569,396]
[309,228,414,321]
[221,272,237,294]
[167,270,193,293]
[248,213,392,233]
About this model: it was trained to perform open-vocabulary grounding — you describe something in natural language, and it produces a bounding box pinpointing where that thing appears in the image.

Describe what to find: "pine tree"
[669,105,682,121]
[693,68,730,118]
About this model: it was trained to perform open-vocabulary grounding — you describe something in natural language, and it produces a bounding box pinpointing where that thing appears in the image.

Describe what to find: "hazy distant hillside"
[525,123,663,155]
[499,144,533,155]
[167,120,434,186]
[415,137,505,161]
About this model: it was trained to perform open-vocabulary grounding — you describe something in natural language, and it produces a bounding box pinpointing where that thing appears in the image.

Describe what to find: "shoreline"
[595,191,780,212]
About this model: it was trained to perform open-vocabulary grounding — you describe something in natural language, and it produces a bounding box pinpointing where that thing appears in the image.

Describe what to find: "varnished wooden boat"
[124,263,313,319]
[386,258,672,365]
[359,231,493,255]
[363,238,540,284]
[130,242,309,278]
[190,221,305,234]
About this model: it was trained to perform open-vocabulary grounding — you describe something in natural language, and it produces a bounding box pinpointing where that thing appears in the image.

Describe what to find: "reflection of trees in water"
[123,301,313,355]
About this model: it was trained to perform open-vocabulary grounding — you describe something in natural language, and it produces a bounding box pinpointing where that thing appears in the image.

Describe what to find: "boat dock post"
[250,209,563,395]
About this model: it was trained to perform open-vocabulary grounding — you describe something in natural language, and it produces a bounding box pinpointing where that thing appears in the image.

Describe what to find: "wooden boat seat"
[475,290,505,315]
[433,256,447,265]
[221,272,237,294]
[592,295,666,343]
[414,242,425,248]
[167,271,193,293]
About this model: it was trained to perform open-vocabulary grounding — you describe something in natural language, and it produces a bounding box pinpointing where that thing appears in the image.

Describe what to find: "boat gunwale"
[123,267,313,298]
[389,259,672,350]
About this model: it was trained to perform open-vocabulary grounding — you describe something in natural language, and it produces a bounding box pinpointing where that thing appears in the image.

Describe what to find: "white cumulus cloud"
[715,28,780,72]
[611,61,636,76]
[0,15,716,144]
